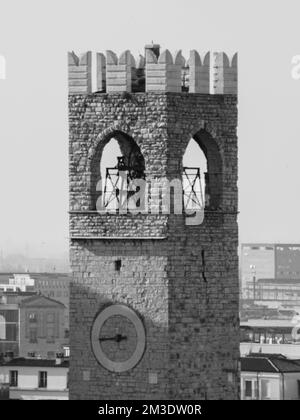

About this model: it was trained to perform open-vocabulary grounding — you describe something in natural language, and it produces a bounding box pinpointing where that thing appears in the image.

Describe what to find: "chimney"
[3,351,14,363]
[55,352,64,365]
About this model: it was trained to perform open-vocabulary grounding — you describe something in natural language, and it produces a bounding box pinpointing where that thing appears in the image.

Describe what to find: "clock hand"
[99,334,128,343]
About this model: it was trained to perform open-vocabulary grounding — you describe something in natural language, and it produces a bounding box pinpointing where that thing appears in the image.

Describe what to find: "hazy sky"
[0,0,300,257]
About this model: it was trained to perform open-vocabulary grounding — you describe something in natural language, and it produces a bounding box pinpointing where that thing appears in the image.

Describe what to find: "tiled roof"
[2,358,69,368]
[241,355,300,373]
[273,358,300,373]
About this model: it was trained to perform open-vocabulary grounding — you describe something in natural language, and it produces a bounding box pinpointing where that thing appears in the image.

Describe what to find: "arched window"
[182,129,222,216]
[100,139,122,211]
[91,131,145,212]
[183,138,207,212]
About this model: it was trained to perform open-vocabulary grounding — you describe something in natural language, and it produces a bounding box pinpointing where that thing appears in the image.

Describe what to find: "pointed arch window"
[182,129,223,220]
[91,131,145,212]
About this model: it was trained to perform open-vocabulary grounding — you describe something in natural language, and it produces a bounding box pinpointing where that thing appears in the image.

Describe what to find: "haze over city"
[0,0,300,261]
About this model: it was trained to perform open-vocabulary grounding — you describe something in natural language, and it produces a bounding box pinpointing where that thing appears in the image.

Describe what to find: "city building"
[0,273,69,329]
[0,273,69,307]
[0,293,19,357]
[240,318,300,359]
[0,274,35,293]
[19,295,68,359]
[241,244,275,292]
[0,356,69,400]
[33,273,69,329]
[241,354,300,400]
[241,243,300,293]
[244,278,300,308]
[33,273,69,309]
[0,291,36,357]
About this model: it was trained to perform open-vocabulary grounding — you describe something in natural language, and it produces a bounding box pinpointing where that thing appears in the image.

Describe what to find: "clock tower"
[68,45,239,399]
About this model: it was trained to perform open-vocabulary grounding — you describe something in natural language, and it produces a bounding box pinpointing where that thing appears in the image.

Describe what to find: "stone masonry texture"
[69,91,239,400]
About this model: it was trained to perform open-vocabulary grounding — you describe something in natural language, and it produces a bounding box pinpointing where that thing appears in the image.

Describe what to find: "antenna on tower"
[145,42,160,59]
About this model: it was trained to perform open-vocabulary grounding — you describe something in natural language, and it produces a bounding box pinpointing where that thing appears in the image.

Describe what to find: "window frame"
[38,371,47,389]
[260,379,271,400]
[9,370,18,387]
[29,327,38,343]
[244,380,253,399]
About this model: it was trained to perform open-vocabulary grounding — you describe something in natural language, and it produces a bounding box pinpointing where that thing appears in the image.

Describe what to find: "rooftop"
[241,354,300,373]
[257,278,300,285]
[20,294,66,308]
[1,357,69,368]
[0,273,69,284]
[240,319,298,328]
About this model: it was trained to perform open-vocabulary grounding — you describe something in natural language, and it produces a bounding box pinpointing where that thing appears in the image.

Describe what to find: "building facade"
[0,357,69,400]
[241,354,300,400]
[19,295,67,359]
[33,273,69,309]
[0,291,37,357]
[33,273,70,329]
[240,318,300,359]
[0,294,19,357]
[0,273,69,329]
[68,45,239,399]
[241,243,300,293]
[244,278,300,307]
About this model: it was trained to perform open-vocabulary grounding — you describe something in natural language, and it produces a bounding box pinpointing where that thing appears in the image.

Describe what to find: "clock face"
[91,304,146,372]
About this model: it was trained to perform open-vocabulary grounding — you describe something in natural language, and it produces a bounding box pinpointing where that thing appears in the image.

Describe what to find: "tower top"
[68,44,237,95]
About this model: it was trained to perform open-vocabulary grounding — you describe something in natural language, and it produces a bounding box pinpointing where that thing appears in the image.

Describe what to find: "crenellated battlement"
[145,49,184,92]
[106,50,132,92]
[212,52,238,94]
[188,51,210,93]
[68,45,237,95]
[68,51,92,94]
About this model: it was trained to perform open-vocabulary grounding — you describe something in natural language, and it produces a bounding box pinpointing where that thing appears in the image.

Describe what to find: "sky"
[0,0,300,257]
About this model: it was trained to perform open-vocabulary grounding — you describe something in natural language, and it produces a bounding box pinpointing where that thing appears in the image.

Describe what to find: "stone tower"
[68,45,239,400]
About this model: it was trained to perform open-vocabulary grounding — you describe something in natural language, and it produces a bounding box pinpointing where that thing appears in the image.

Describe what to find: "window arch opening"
[91,131,145,212]
[182,129,223,219]
[183,138,207,212]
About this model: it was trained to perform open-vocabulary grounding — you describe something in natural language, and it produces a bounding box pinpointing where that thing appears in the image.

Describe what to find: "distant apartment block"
[0,291,69,359]
[0,291,36,356]
[0,356,69,400]
[19,295,68,359]
[240,318,300,360]
[33,274,69,307]
[241,244,275,289]
[244,278,300,306]
[0,273,69,304]
[0,300,18,357]
[0,274,34,292]
[241,243,300,297]
[0,273,69,328]
[241,354,300,400]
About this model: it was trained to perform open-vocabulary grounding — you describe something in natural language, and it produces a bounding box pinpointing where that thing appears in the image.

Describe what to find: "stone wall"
[69,92,239,399]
